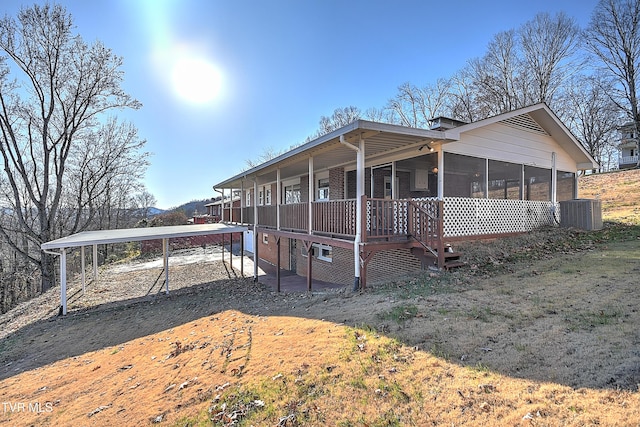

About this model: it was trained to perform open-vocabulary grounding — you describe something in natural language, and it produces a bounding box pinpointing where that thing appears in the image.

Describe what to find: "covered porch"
[213,104,597,290]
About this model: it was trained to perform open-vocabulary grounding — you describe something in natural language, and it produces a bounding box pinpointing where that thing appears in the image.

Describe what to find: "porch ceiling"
[214,121,451,189]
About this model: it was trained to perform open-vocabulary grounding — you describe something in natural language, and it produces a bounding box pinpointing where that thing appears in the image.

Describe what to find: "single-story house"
[212,103,598,290]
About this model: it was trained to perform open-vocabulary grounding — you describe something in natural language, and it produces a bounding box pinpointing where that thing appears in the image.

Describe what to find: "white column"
[60,248,67,315]
[81,246,86,295]
[163,238,169,294]
[437,148,444,200]
[484,158,489,198]
[308,156,314,234]
[391,161,397,199]
[354,137,365,286]
[551,152,557,205]
[240,181,244,223]
[276,168,281,230]
[93,244,98,282]
[253,180,259,280]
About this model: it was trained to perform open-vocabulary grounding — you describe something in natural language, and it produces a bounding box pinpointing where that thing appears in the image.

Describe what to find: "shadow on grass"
[1,223,640,392]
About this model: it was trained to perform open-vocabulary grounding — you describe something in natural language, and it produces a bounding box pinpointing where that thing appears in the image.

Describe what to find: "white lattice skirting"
[443,198,559,237]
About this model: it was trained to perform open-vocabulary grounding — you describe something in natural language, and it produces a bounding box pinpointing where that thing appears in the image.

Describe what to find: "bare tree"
[386,80,452,128]
[585,0,640,166]
[317,106,362,135]
[471,30,526,116]
[519,12,582,105]
[560,74,620,172]
[0,4,145,292]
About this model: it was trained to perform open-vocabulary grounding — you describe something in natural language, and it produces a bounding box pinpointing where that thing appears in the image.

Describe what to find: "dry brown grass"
[580,168,640,223]
[1,170,640,426]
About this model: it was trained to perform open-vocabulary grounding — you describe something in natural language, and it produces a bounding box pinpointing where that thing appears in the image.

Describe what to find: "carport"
[40,223,247,315]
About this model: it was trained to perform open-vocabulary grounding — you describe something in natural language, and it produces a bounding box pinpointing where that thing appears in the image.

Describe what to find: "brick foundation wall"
[294,243,423,286]
[257,232,292,269]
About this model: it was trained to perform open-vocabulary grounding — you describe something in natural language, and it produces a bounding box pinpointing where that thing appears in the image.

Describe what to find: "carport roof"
[41,223,247,250]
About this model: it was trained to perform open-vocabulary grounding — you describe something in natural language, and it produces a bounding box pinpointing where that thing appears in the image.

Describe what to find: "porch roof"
[213,103,598,189]
[213,120,453,189]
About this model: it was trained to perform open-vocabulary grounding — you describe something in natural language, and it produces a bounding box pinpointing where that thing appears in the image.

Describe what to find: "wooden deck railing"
[280,203,308,232]
[312,199,357,237]
[223,197,443,250]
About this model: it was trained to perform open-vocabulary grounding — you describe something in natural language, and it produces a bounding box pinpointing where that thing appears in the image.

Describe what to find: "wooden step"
[410,246,465,270]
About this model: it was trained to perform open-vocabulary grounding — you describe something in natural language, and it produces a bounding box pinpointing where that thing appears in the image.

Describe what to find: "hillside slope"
[0,171,639,426]
[579,168,640,223]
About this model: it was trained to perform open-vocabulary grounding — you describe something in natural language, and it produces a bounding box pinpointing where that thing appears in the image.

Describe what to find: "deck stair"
[410,243,465,270]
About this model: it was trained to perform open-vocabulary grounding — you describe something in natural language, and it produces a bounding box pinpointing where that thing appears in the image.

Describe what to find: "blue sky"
[4,0,598,209]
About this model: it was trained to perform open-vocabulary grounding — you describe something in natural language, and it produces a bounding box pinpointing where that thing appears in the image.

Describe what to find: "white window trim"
[301,243,332,262]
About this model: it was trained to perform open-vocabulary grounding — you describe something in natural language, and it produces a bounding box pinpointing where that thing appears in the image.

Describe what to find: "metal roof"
[212,103,598,190]
[213,120,451,189]
[41,223,247,250]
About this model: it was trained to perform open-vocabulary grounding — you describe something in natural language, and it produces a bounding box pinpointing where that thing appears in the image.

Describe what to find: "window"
[444,153,486,198]
[262,233,269,244]
[317,178,330,200]
[488,160,521,200]
[265,188,272,205]
[301,243,332,262]
[246,191,251,207]
[557,171,575,201]
[524,166,551,201]
[284,183,301,204]
[258,190,264,206]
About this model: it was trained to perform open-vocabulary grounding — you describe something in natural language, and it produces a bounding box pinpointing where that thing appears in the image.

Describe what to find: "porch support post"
[521,165,526,200]
[437,148,444,200]
[391,161,397,199]
[484,158,489,198]
[308,156,314,234]
[240,181,244,223]
[302,240,313,292]
[354,136,365,290]
[551,152,557,205]
[276,168,281,230]
[81,246,86,295]
[253,180,259,281]
[276,236,281,292]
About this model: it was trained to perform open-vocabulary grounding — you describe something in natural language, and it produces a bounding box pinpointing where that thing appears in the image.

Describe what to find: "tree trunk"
[41,251,57,292]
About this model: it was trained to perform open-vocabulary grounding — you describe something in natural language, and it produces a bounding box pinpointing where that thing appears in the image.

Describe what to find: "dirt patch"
[0,224,639,425]
[2,170,640,425]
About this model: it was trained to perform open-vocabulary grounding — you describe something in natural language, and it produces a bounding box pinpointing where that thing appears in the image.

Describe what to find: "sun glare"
[170,57,222,105]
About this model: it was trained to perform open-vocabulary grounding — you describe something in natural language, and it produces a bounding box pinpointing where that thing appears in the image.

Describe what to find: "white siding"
[444,122,577,172]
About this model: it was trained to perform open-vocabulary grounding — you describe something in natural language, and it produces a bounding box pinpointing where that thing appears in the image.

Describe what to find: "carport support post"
[163,238,169,294]
[93,244,98,282]
[240,231,244,277]
[81,246,86,295]
[60,248,67,315]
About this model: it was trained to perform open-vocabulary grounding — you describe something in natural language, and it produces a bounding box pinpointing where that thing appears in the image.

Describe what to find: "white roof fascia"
[213,120,450,189]
[41,223,247,250]
[444,103,598,170]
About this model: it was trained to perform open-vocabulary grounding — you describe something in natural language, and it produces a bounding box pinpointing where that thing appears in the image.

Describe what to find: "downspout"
[551,152,559,224]
[340,135,364,291]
